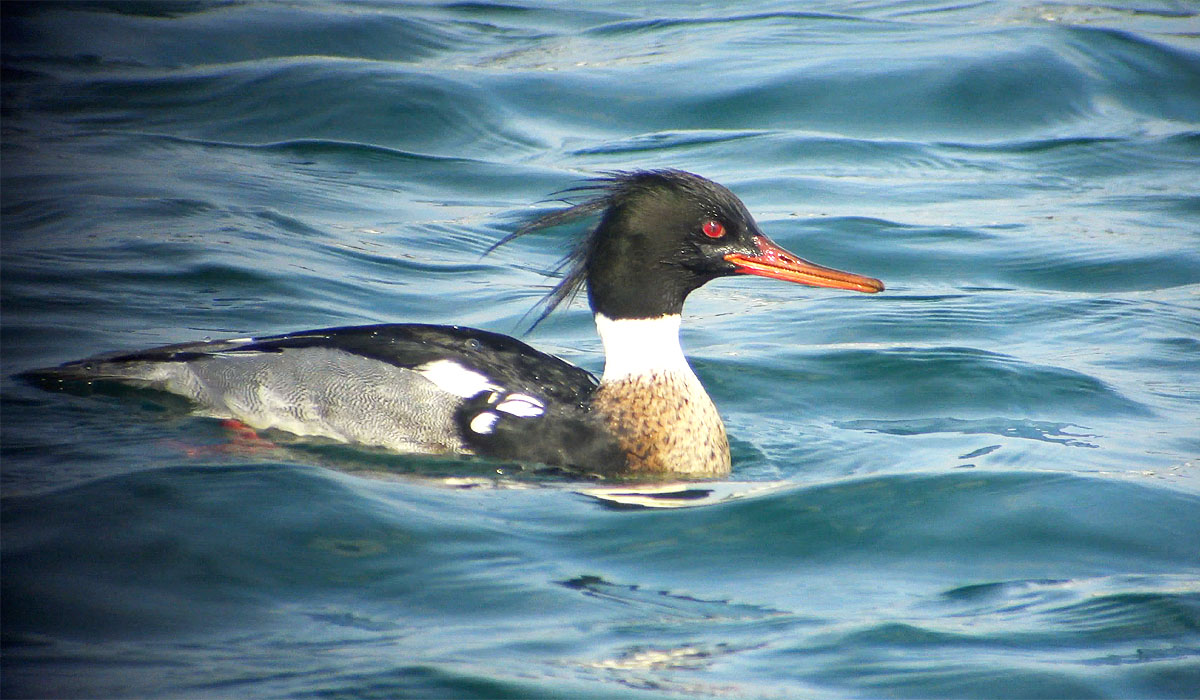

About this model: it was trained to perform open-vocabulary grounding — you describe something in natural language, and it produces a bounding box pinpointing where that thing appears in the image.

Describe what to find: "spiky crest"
[488,169,706,328]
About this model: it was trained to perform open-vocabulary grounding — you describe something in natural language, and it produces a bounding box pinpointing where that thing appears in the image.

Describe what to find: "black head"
[495,169,882,323]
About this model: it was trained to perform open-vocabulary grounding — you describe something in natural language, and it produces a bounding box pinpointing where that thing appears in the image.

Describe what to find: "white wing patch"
[495,393,545,418]
[469,412,499,435]
[415,359,502,398]
[413,361,545,436]
[465,392,545,436]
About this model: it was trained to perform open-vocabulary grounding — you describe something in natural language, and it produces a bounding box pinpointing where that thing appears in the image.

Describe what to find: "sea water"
[2,2,1199,697]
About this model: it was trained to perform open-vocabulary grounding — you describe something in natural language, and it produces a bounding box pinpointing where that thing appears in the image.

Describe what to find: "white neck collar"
[594,313,695,383]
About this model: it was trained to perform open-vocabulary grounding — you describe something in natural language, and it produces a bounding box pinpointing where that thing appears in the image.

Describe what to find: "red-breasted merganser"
[24,170,883,479]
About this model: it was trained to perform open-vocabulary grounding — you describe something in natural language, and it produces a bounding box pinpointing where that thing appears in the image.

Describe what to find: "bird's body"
[24,170,883,479]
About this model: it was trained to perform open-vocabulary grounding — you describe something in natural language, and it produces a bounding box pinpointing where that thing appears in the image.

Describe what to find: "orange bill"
[725,235,883,293]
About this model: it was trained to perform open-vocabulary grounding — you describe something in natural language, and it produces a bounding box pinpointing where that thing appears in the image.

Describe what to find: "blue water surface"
[3,1,1199,698]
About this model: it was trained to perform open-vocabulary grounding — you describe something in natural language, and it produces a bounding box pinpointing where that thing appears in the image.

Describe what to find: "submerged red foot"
[168,419,280,458]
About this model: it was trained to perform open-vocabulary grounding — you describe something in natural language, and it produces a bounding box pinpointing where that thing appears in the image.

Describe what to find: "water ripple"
[837,417,1099,447]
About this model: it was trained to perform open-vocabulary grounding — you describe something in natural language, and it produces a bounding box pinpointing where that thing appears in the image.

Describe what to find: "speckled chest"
[592,371,730,478]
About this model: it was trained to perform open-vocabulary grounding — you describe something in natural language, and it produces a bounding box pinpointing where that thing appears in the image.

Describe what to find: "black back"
[233,323,598,408]
[241,325,627,471]
[22,323,628,475]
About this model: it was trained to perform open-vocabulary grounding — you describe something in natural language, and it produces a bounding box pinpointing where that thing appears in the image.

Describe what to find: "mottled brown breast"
[592,371,731,478]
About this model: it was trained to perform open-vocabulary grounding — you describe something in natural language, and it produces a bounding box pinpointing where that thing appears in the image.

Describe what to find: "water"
[2,1,1199,697]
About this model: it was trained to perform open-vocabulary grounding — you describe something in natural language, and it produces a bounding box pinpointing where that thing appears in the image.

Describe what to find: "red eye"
[702,220,725,238]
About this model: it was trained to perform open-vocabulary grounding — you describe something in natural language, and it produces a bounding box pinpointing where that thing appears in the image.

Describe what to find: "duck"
[23,170,883,479]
